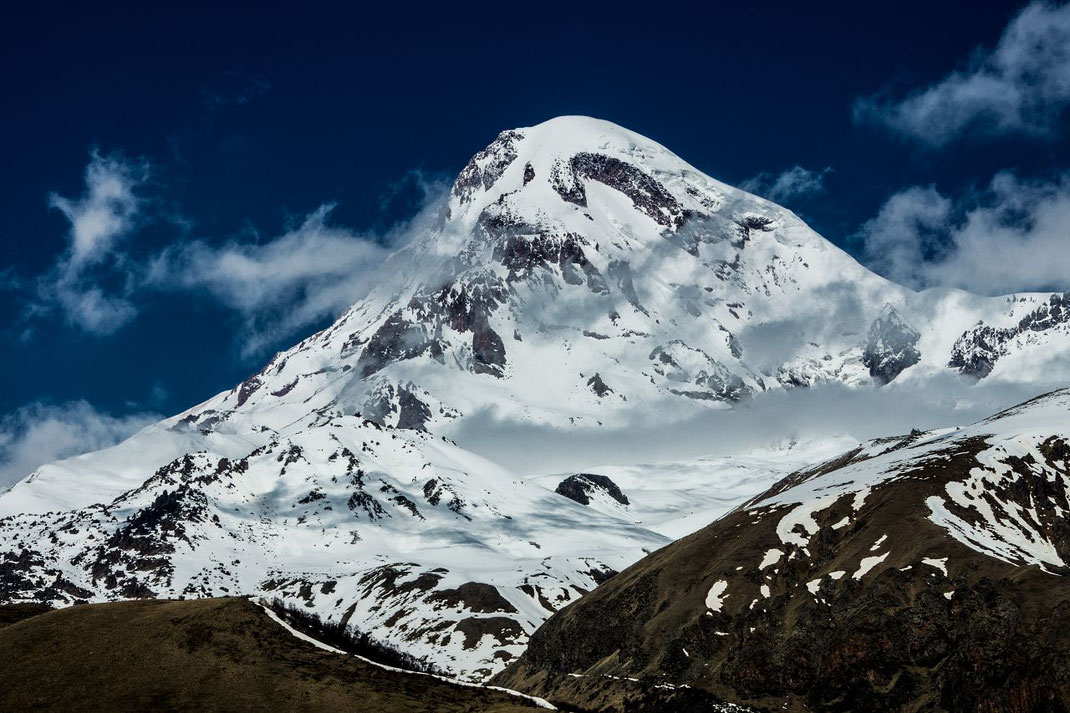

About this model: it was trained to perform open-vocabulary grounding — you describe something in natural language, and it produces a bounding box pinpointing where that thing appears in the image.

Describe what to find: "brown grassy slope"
[495,438,1070,713]
[0,602,51,627]
[0,598,538,713]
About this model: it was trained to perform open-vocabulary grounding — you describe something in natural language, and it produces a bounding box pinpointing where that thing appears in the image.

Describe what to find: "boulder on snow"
[555,474,629,506]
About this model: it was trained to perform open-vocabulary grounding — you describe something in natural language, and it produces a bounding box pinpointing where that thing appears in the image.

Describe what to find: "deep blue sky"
[2,0,1066,424]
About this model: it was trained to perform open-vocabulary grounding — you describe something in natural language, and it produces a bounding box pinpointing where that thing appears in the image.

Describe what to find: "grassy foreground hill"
[0,597,541,712]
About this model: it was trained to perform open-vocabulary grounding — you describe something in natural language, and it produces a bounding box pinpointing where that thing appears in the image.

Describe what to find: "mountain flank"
[496,391,1070,712]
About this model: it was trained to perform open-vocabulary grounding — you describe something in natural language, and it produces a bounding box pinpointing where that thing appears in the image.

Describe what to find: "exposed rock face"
[235,376,262,408]
[355,276,509,380]
[362,383,433,430]
[950,292,1070,378]
[551,152,685,228]
[555,474,629,507]
[427,582,519,614]
[472,325,506,377]
[649,341,751,402]
[396,388,433,430]
[356,310,440,379]
[587,374,612,398]
[450,130,522,206]
[497,391,1070,712]
[949,325,1005,379]
[862,306,921,384]
[493,231,608,294]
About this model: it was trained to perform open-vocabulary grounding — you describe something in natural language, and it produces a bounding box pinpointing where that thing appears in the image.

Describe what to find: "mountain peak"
[445,116,706,229]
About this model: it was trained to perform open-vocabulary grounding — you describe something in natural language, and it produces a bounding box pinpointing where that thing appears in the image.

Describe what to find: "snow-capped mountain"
[7,116,1069,514]
[2,116,1069,681]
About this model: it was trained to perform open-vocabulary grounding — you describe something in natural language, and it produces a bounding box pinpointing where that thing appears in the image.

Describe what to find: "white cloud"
[27,150,444,354]
[0,401,158,488]
[857,186,952,288]
[447,374,1058,477]
[148,205,392,355]
[855,2,1070,145]
[740,165,831,203]
[49,283,138,335]
[48,152,143,266]
[857,172,1070,293]
[146,180,448,357]
[33,151,148,335]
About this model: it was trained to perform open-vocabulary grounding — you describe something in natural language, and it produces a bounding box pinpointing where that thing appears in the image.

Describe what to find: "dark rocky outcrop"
[863,306,921,384]
[472,326,506,377]
[355,309,441,379]
[450,130,522,206]
[454,616,525,652]
[235,376,262,407]
[551,152,685,229]
[494,231,608,295]
[606,259,643,310]
[428,582,518,614]
[555,474,629,507]
[421,479,469,520]
[587,373,612,398]
[356,277,509,380]
[733,214,776,247]
[649,341,751,402]
[949,292,1070,378]
[363,384,433,430]
[396,388,433,430]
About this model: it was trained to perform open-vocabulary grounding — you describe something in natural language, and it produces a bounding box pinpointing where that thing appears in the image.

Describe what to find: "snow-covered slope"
[0,408,667,680]
[2,116,1069,682]
[531,439,855,540]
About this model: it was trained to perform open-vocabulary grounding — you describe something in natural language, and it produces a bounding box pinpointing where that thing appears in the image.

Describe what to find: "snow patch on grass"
[705,579,729,612]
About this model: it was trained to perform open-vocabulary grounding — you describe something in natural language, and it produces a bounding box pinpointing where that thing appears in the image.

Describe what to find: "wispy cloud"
[146,202,418,356]
[48,153,143,266]
[23,150,445,356]
[857,171,1070,293]
[144,175,447,357]
[0,401,159,488]
[31,151,148,335]
[854,2,1070,145]
[740,165,831,204]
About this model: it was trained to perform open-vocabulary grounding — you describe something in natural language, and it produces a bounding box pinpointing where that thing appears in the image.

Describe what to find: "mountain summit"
[186,115,1068,440]
[2,117,1069,681]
